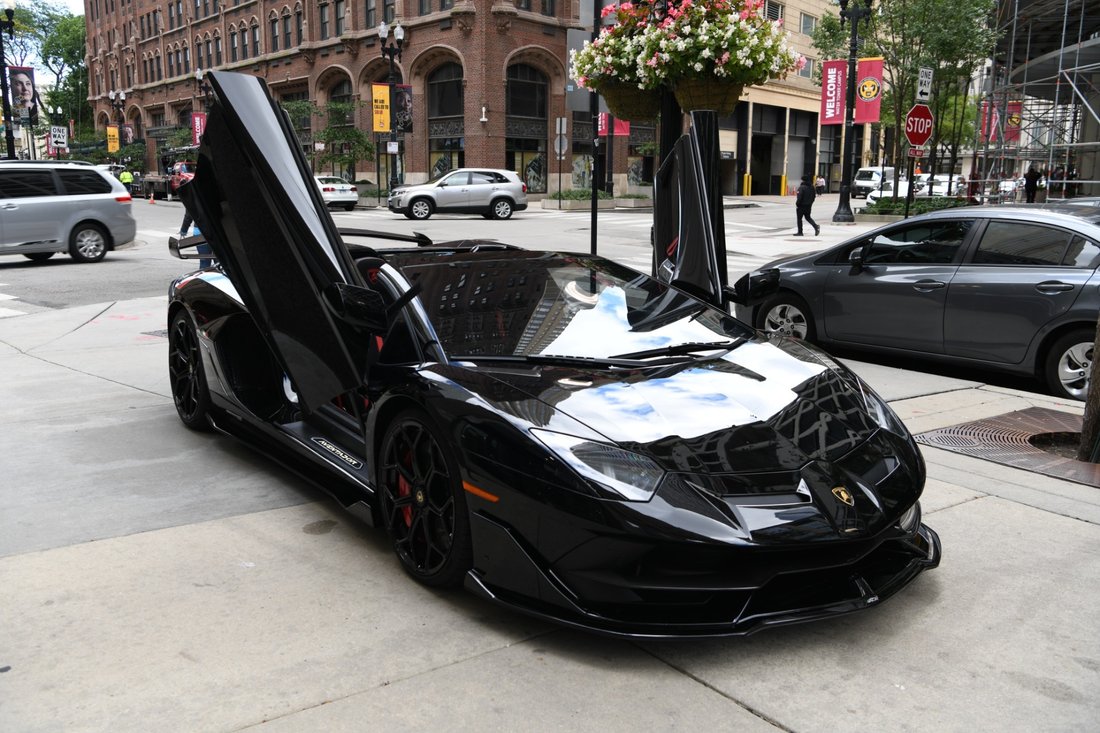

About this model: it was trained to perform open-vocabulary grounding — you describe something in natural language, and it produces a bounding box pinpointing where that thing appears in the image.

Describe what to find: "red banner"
[820,59,846,125]
[192,112,207,146]
[1004,101,1022,142]
[597,113,630,136]
[853,57,884,124]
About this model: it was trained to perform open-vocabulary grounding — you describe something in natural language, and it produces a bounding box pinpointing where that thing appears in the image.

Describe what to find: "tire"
[68,223,109,263]
[378,408,472,588]
[490,198,514,220]
[168,310,213,430]
[23,253,55,262]
[1044,328,1093,401]
[409,198,433,220]
[403,212,415,220]
[344,203,356,211]
[756,292,816,341]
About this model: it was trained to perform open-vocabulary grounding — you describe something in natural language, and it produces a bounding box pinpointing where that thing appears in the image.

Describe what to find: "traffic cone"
[148,191,155,204]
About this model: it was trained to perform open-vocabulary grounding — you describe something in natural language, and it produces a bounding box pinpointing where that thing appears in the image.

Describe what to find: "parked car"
[167,70,940,638]
[866,178,920,204]
[852,166,896,198]
[739,206,1100,400]
[315,176,358,211]
[0,161,137,263]
[387,168,528,220]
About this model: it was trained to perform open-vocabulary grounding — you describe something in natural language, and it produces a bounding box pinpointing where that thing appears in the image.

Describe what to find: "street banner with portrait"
[853,57,884,124]
[107,125,120,153]
[392,84,412,133]
[819,59,846,125]
[372,83,391,133]
[8,66,38,125]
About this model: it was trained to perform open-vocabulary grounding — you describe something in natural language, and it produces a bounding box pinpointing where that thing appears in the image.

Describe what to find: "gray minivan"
[0,161,137,263]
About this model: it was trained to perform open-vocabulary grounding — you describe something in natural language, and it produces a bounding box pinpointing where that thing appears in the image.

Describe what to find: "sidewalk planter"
[614,198,652,208]
[855,213,905,224]
[542,199,616,210]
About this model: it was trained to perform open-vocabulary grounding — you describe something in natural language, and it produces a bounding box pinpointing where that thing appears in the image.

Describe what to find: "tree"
[312,101,375,181]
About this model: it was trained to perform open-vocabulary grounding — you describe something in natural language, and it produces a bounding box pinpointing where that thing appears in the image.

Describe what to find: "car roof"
[0,159,95,167]
[891,204,1100,233]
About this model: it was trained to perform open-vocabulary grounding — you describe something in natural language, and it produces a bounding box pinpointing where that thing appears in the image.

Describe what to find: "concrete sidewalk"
[1,297,1098,733]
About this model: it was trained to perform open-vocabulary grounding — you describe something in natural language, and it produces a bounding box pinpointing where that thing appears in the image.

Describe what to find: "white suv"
[388,168,528,220]
[0,161,137,263]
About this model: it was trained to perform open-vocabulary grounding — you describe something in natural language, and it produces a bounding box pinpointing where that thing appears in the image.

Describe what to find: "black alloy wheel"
[379,409,472,587]
[168,310,212,430]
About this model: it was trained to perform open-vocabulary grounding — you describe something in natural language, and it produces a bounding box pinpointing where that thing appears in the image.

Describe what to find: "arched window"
[269,12,280,52]
[282,10,292,49]
[427,62,464,178]
[229,25,239,62]
[506,64,548,192]
[251,21,261,57]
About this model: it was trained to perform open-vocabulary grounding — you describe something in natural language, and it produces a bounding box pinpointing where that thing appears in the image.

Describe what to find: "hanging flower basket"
[599,82,661,122]
[672,80,744,118]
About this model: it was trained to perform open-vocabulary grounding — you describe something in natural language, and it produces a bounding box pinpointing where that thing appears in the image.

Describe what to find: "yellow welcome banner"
[372,83,390,133]
[106,125,120,153]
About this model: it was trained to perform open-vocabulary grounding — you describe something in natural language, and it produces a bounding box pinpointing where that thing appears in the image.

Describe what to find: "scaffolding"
[975,0,1098,198]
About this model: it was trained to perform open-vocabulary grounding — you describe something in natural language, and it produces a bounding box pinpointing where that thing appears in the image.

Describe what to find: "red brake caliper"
[397,450,413,527]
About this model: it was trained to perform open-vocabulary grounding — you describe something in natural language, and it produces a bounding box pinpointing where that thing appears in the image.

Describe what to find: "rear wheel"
[69,223,108,263]
[168,310,213,430]
[23,253,55,262]
[491,199,514,220]
[757,292,816,341]
[409,198,433,220]
[344,203,356,211]
[379,408,472,587]
[1044,328,1093,400]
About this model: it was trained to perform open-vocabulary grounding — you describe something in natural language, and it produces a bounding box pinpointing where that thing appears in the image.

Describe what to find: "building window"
[320,4,330,40]
[184,46,190,74]
[418,0,429,14]
[215,36,223,65]
[366,0,376,27]
[427,62,463,118]
[797,58,814,78]
[271,18,280,51]
[765,1,783,21]
[231,31,239,61]
[296,8,304,43]
[335,0,346,34]
[283,14,292,48]
[240,29,249,59]
[515,0,530,9]
[440,0,453,9]
[168,2,175,29]
[167,53,175,77]
[206,39,213,68]
[540,0,553,15]
[384,0,394,22]
[506,64,548,193]
[251,24,260,56]
[800,13,816,35]
[427,63,465,179]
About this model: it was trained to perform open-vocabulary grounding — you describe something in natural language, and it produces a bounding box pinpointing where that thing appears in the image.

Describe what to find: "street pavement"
[1,198,1099,732]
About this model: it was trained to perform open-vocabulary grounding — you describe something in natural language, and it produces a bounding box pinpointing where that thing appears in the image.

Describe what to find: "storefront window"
[427,63,465,179]
[506,64,548,193]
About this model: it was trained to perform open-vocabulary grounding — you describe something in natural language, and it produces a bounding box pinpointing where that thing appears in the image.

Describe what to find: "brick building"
[85,0,829,195]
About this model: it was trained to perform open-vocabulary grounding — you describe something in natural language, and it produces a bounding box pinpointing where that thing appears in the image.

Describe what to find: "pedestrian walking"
[815,175,826,195]
[1024,166,1041,203]
[794,175,820,237]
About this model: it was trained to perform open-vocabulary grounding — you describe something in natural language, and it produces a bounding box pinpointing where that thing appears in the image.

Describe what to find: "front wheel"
[1044,328,1094,400]
[409,198,433,220]
[491,199,514,220]
[69,223,108,263]
[168,310,213,430]
[757,292,816,341]
[379,409,472,587]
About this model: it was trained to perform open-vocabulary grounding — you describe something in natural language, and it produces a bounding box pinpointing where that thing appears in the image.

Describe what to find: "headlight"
[530,429,664,502]
[897,502,921,532]
[852,375,909,436]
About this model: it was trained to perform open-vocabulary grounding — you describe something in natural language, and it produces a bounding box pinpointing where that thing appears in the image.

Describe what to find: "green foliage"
[167,128,194,149]
[314,101,375,176]
[862,198,971,216]
[551,189,614,201]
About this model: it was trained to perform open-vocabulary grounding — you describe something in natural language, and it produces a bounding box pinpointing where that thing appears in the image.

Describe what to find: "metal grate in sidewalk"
[915,406,1100,488]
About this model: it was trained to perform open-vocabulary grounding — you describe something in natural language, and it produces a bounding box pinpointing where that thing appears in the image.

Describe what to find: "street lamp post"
[195,69,212,108]
[378,21,404,192]
[0,0,16,160]
[832,0,874,223]
[108,89,126,126]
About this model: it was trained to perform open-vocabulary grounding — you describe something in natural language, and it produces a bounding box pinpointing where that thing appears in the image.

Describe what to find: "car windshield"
[855,171,878,181]
[391,251,754,360]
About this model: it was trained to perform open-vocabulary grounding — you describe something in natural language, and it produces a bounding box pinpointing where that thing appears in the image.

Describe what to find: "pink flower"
[601,4,616,18]
[719,51,730,64]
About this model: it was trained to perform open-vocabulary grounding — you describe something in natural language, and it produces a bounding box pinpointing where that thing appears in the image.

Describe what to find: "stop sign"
[905,104,934,146]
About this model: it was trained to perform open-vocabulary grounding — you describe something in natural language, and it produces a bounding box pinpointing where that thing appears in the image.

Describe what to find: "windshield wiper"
[456,354,657,369]
[610,339,743,361]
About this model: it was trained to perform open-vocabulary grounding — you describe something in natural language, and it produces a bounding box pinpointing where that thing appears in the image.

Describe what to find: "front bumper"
[466,513,940,639]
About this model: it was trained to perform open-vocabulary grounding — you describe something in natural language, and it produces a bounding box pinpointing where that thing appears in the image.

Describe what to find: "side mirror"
[848,246,865,271]
[724,268,779,307]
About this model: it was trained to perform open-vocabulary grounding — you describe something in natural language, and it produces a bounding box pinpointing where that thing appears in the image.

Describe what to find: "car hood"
[457,335,883,474]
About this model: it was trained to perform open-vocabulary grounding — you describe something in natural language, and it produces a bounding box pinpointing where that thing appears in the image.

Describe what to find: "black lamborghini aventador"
[167,71,940,638]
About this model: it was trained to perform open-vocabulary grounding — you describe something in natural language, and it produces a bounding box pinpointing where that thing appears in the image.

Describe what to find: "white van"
[853,166,896,198]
